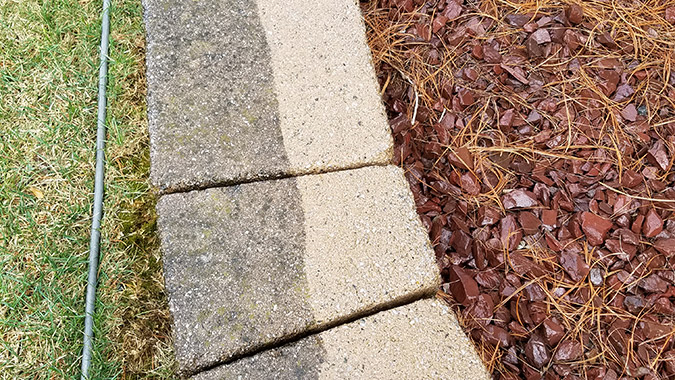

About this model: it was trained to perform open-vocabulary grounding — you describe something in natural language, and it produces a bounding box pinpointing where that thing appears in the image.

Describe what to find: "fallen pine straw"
[364,0,675,378]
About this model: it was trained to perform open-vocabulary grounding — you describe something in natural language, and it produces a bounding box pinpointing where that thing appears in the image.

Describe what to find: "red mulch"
[363,0,675,378]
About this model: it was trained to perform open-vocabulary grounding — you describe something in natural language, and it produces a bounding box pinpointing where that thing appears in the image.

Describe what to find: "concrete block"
[157,166,437,374]
[144,0,391,192]
[193,298,491,380]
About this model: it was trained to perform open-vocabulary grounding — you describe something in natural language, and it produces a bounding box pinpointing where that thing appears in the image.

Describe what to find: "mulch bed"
[362,0,675,378]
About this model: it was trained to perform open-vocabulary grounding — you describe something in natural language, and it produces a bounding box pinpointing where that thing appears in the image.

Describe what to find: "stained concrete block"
[157,166,438,375]
[144,0,288,192]
[192,298,491,380]
[144,0,392,192]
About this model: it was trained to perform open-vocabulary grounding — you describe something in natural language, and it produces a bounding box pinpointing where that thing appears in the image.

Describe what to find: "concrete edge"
[177,283,438,377]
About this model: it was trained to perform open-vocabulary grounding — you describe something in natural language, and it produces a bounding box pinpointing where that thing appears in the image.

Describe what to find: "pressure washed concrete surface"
[145,0,391,193]
[144,0,490,378]
[193,299,490,380]
[157,166,438,372]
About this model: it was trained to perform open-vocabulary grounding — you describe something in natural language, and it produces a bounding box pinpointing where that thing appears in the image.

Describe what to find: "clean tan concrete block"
[157,166,438,375]
[193,298,491,380]
[257,0,392,175]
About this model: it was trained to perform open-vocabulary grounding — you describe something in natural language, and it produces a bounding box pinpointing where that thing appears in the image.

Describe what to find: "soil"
[362,0,675,378]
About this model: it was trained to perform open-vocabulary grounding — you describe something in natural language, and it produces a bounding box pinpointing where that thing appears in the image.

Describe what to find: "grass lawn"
[0,0,175,378]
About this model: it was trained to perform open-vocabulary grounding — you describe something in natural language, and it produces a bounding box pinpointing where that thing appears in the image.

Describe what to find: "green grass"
[0,0,175,378]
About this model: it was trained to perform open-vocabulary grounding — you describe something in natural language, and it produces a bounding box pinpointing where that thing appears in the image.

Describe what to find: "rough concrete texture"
[144,0,392,192]
[144,0,289,192]
[157,177,313,374]
[157,166,438,375]
[193,298,491,380]
[257,0,393,175]
[297,166,438,325]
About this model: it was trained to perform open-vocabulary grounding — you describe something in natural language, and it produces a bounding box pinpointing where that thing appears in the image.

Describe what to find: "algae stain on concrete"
[146,0,291,190]
[157,176,325,370]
